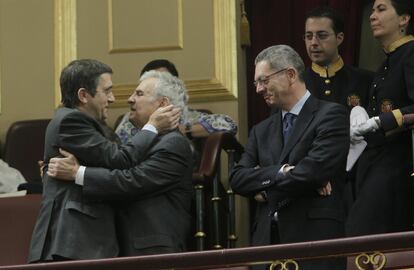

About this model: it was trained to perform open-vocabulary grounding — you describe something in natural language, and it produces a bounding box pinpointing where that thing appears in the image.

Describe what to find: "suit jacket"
[28,107,157,262]
[230,95,349,247]
[81,130,193,256]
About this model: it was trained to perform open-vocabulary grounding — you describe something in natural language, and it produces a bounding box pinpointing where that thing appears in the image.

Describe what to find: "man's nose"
[309,35,319,45]
[108,92,115,103]
[127,94,134,104]
[256,83,265,94]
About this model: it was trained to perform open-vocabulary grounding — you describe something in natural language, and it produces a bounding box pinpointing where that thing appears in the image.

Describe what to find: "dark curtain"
[245,0,366,129]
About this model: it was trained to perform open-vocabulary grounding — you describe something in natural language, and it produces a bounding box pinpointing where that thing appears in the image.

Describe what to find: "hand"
[350,125,364,143]
[350,106,369,126]
[317,181,332,196]
[47,148,79,181]
[353,117,380,136]
[148,105,181,134]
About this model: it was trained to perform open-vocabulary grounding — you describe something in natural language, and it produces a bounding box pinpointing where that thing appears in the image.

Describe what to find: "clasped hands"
[350,106,380,143]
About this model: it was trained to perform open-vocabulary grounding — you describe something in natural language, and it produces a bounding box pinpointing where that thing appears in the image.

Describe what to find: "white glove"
[350,126,364,143]
[350,106,369,126]
[353,117,380,136]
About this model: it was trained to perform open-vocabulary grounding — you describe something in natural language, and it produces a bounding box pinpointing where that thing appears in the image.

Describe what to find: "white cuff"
[142,123,158,134]
[278,164,289,176]
[75,166,86,186]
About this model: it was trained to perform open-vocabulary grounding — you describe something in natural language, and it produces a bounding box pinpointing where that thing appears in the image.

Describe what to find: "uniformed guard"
[303,6,374,110]
[346,0,414,236]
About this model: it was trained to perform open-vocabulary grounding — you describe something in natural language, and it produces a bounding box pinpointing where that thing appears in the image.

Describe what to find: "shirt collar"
[311,56,344,78]
[384,35,414,53]
[282,90,311,118]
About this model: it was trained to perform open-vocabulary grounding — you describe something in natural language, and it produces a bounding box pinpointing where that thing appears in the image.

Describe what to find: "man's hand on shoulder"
[47,148,79,181]
[148,105,181,134]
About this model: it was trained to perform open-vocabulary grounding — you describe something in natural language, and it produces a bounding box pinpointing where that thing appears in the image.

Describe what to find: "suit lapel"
[279,96,319,163]
[269,111,284,164]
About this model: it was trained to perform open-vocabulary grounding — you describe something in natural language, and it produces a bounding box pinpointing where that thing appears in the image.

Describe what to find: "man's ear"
[77,88,89,104]
[336,32,344,47]
[159,96,171,107]
[286,68,297,84]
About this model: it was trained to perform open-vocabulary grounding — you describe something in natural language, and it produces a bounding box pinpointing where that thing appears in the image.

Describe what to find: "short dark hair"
[391,0,414,35]
[60,59,113,108]
[305,6,345,34]
[140,59,179,77]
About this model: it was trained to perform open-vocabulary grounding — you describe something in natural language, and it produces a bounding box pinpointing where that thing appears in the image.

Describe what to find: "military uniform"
[304,56,374,110]
[346,35,414,236]
[304,57,374,214]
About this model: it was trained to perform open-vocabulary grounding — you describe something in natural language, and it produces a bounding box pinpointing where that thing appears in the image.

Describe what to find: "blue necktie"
[283,113,296,145]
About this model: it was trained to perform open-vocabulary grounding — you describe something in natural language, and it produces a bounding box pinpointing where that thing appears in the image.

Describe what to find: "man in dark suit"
[47,70,193,256]
[29,59,180,262]
[230,45,349,270]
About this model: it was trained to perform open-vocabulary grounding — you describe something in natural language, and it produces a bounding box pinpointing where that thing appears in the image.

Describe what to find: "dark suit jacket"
[81,130,193,256]
[28,108,157,262]
[230,95,349,250]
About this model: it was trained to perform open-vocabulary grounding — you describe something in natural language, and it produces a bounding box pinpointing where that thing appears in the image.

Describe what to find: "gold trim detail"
[226,189,234,194]
[194,232,206,238]
[0,50,2,114]
[385,35,414,53]
[108,0,183,53]
[109,0,238,105]
[211,196,221,201]
[194,184,204,190]
[392,109,404,127]
[213,245,222,249]
[213,0,238,100]
[54,0,77,107]
[112,78,236,107]
[269,260,299,270]
[311,56,344,78]
[355,252,387,270]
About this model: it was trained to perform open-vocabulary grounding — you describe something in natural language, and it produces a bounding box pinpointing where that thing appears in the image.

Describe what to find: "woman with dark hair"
[346,0,414,236]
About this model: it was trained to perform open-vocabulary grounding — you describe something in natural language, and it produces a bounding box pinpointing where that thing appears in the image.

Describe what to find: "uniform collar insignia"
[384,35,414,53]
[311,56,344,78]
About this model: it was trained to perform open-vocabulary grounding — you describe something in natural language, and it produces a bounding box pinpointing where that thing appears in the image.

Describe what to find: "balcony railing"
[1,231,413,270]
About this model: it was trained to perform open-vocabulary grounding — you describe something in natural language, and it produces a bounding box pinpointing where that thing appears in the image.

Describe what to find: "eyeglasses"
[303,31,335,41]
[253,68,287,87]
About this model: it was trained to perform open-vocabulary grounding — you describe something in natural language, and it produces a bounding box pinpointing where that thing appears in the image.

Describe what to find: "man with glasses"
[230,45,348,270]
[304,6,373,109]
[304,6,374,218]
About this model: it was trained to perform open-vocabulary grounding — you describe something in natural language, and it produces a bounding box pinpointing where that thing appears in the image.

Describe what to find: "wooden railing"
[1,231,413,270]
[192,132,244,250]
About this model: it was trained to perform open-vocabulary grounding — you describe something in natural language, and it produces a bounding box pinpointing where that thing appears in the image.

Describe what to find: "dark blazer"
[230,95,349,269]
[81,130,193,256]
[28,107,157,262]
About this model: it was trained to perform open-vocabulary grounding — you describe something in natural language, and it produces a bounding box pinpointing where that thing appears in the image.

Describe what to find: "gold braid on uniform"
[392,109,404,127]
[311,56,344,96]
[384,35,414,53]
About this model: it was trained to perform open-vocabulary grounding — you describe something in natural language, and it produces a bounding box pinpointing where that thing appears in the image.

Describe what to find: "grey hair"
[255,45,305,82]
[140,70,189,122]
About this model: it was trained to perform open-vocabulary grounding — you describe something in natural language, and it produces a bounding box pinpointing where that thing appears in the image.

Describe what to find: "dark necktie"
[283,113,296,145]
